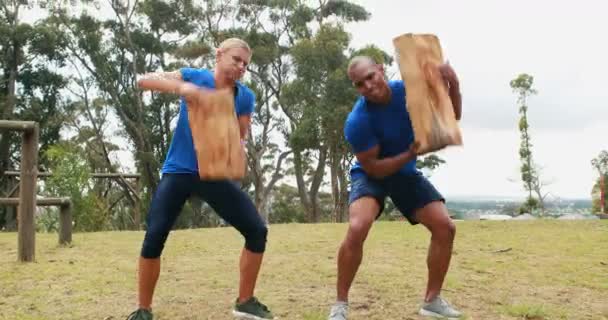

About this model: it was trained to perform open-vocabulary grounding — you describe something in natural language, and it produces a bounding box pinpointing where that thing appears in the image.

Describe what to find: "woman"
[127,38,275,320]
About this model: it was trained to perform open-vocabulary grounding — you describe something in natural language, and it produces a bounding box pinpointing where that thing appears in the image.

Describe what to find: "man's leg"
[388,174,461,318]
[129,174,192,319]
[336,196,380,302]
[328,174,386,320]
[196,180,273,319]
[414,201,456,302]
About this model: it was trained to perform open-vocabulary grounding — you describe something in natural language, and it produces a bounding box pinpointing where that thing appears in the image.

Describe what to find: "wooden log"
[0,197,73,245]
[0,197,71,206]
[188,88,245,180]
[392,33,463,155]
[0,120,37,131]
[17,124,39,262]
[3,171,141,179]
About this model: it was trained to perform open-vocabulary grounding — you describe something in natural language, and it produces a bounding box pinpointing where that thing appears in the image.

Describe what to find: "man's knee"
[345,216,374,247]
[244,224,268,253]
[431,218,456,242]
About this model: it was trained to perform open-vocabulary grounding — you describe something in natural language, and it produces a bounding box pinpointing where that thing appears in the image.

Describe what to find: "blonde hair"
[218,38,251,56]
[347,55,376,74]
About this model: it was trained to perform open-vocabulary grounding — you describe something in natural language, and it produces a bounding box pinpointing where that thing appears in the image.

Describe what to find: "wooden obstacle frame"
[1,120,142,262]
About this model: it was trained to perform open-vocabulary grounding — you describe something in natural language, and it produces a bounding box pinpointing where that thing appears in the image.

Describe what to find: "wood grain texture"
[187,88,246,180]
[393,33,463,155]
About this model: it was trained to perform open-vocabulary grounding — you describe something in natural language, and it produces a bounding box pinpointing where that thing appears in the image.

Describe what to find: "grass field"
[1,220,607,320]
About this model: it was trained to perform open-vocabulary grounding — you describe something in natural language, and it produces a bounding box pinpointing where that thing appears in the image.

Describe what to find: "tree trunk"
[330,149,349,222]
[292,150,312,217]
[337,157,349,222]
[601,174,605,214]
[307,146,327,222]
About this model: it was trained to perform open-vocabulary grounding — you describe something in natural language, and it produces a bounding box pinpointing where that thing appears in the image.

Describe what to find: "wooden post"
[18,124,38,262]
[59,201,72,245]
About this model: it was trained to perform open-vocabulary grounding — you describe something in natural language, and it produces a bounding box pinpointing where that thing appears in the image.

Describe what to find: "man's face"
[348,62,387,102]
[216,47,251,82]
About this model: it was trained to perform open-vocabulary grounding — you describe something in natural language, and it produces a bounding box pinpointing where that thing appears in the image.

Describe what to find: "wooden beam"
[0,197,71,206]
[0,197,73,245]
[0,120,37,131]
[3,171,141,179]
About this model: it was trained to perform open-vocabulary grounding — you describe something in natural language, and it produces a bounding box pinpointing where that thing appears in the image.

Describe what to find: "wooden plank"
[392,33,463,155]
[3,171,141,179]
[0,197,71,206]
[18,125,39,262]
[0,120,37,131]
[188,88,245,180]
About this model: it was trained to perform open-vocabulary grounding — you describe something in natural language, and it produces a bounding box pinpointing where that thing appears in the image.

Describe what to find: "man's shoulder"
[346,97,370,128]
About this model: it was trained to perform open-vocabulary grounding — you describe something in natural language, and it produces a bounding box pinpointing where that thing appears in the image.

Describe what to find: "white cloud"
[345,0,608,198]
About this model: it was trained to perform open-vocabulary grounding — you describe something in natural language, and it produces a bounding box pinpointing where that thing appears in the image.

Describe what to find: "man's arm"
[355,143,418,179]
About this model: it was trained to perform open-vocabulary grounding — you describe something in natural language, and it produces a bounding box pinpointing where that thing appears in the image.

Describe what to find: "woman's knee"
[244,224,268,253]
[141,228,170,258]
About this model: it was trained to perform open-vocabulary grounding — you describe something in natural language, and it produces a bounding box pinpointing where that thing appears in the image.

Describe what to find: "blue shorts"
[348,172,445,225]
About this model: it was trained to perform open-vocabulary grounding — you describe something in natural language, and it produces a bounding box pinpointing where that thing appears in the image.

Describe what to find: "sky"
[344,0,608,199]
[20,0,607,200]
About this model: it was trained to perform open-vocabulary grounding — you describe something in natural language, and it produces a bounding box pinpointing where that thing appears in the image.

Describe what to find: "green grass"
[1,220,608,319]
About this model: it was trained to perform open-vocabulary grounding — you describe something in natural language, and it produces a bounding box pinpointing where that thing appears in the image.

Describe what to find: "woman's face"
[216,46,251,82]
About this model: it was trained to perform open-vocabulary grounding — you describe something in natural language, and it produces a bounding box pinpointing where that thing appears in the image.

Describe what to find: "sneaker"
[419,296,462,319]
[328,301,348,320]
[233,296,275,319]
[126,308,153,320]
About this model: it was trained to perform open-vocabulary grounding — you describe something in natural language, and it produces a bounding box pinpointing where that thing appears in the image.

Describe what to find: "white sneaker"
[419,296,462,319]
[328,301,348,320]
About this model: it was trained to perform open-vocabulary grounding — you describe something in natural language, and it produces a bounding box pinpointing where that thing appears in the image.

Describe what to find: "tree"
[277,1,369,223]
[0,2,70,230]
[591,150,608,214]
[510,73,545,214]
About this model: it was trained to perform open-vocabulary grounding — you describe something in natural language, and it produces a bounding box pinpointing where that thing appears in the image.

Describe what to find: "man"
[127,38,275,320]
[328,55,463,319]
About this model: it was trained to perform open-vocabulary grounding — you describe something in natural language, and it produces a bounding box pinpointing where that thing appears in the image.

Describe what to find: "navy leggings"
[141,173,267,258]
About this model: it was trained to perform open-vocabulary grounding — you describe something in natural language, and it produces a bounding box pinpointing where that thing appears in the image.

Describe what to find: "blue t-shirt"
[344,80,418,178]
[161,68,255,174]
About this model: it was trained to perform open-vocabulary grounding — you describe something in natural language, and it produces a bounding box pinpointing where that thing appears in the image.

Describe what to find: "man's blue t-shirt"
[344,79,418,178]
[161,68,255,174]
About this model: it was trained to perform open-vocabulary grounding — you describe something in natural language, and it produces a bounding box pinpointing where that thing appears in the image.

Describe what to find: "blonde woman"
[127,38,275,320]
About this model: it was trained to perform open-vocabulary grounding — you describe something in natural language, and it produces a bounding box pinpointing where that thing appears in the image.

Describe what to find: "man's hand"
[438,62,462,120]
[438,62,459,91]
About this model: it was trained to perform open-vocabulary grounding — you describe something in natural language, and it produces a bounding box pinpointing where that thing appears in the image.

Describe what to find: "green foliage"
[269,185,307,223]
[518,197,540,215]
[45,143,109,231]
[510,73,540,208]
[590,174,607,214]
